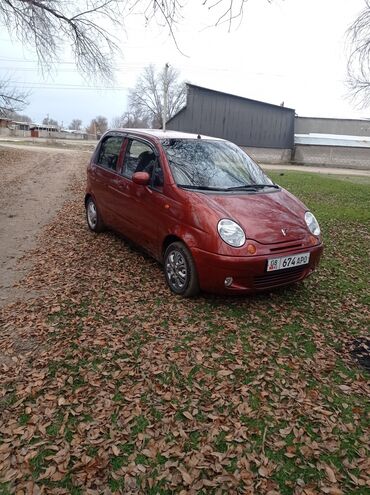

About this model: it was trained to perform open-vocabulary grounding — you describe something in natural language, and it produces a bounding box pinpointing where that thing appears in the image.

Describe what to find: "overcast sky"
[0,0,368,127]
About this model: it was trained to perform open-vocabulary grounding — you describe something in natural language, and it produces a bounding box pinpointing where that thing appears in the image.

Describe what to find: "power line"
[0,57,153,68]
[2,56,346,83]
[0,56,286,76]
[5,82,130,91]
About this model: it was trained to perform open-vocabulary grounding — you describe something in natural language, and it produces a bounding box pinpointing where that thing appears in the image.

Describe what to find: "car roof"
[113,128,223,141]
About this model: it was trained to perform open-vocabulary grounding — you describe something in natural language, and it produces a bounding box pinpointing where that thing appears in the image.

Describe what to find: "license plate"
[267,252,310,272]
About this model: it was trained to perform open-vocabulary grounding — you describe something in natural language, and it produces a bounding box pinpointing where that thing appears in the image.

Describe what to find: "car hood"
[197,189,308,244]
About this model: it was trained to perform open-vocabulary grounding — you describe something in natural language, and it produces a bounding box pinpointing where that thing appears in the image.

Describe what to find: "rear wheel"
[164,242,199,297]
[86,196,104,233]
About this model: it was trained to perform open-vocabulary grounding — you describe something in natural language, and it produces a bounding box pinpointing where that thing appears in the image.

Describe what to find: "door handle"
[108,185,127,194]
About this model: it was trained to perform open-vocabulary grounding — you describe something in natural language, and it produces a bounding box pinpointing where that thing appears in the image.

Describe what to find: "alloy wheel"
[87,200,97,229]
[165,249,188,291]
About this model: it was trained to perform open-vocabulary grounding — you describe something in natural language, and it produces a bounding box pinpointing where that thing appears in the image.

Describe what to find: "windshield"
[161,138,274,189]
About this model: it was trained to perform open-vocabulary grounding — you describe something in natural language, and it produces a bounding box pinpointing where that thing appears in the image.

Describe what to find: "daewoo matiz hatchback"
[85,129,323,296]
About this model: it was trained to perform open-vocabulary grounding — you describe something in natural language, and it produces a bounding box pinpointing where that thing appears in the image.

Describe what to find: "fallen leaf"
[112,445,120,456]
[324,465,337,483]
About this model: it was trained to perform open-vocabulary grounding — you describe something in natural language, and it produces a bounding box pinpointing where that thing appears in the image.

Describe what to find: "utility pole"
[162,63,169,131]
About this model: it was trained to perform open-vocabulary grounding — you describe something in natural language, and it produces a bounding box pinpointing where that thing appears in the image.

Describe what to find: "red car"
[85,129,323,296]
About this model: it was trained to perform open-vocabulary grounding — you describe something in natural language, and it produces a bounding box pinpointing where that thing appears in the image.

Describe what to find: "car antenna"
[197,134,201,139]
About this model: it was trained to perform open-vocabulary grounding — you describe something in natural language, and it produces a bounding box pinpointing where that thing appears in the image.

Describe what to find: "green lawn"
[0,171,369,494]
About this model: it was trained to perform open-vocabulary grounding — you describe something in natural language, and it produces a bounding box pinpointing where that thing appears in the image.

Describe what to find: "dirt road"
[0,146,88,306]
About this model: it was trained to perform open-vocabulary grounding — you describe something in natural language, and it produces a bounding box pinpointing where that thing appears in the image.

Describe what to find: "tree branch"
[347,0,370,107]
[0,77,29,117]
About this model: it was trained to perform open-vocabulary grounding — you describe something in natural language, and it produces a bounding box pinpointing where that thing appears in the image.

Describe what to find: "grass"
[0,171,369,494]
[270,170,370,221]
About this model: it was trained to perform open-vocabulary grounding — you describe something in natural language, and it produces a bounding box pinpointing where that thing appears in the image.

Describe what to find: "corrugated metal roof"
[186,83,295,112]
[296,116,370,123]
[295,133,370,148]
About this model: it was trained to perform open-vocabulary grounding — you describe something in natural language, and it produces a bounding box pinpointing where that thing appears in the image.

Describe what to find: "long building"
[294,117,370,169]
[167,84,295,163]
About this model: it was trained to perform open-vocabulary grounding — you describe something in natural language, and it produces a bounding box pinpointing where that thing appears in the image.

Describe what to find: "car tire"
[164,242,200,297]
[86,196,104,233]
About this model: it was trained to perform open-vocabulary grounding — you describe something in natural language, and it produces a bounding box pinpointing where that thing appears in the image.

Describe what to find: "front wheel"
[164,242,200,297]
[85,196,104,233]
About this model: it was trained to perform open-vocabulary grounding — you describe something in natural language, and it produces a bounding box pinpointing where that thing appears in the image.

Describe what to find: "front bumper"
[191,243,323,294]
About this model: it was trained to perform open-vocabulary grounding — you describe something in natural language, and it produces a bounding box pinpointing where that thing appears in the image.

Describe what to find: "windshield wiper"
[226,184,280,191]
[177,184,228,191]
[178,184,279,192]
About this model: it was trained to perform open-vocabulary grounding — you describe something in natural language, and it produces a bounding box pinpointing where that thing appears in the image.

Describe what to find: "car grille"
[253,266,306,289]
[269,243,303,252]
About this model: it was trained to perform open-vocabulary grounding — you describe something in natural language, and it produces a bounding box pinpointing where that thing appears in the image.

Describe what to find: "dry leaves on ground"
[0,165,369,494]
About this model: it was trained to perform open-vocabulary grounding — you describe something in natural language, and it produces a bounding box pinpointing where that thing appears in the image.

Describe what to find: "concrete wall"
[12,129,31,138]
[243,147,292,164]
[0,128,30,137]
[295,117,370,137]
[293,145,370,169]
[62,133,87,140]
[0,127,11,137]
[168,84,295,149]
[0,127,93,140]
[31,130,87,139]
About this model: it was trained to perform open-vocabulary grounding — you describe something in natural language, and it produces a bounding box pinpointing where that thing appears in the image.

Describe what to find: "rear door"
[89,133,125,227]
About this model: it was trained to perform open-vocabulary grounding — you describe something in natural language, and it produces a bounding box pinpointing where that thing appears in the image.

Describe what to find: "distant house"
[0,117,12,128]
[0,117,16,137]
[29,124,59,138]
[12,121,31,132]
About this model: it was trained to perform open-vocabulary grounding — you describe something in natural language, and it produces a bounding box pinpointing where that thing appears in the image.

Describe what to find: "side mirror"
[132,171,150,186]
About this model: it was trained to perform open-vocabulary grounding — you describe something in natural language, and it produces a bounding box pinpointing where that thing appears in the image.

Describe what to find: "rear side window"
[121,139,156,179]
[97,136,124,170]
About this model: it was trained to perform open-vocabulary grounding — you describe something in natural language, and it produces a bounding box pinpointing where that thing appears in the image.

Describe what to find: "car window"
[97,135,124,171]
[151,162,164,190]
[121,139,157,179]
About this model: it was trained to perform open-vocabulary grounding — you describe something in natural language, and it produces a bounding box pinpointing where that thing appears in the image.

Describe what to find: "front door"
[115,138,168,255]
[131,159,168,257]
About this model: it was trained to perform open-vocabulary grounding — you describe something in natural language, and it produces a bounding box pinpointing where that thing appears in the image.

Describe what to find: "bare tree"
[69,119,83,131]
[0,77,28,117]
[0,0,272,80]
[347,0,370,107]
[42,116,59,127]
[0,0,125,81]
[130,0,254,47]
[94,116,108,134]
[7,111,32,122]
[0,0,262,117]
[86,116,108,136]
[128,65,186,128]
[111,110,150,129]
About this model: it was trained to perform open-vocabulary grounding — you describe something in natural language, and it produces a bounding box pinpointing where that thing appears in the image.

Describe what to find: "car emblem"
[281,228,288,236]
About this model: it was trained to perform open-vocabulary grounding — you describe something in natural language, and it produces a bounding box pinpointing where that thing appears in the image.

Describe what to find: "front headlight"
[217,219,246,247]
[305,211,320,236]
